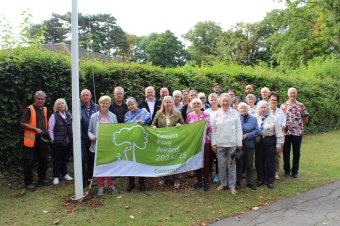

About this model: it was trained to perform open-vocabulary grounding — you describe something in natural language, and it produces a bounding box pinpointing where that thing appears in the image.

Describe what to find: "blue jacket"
[240,114,260,149]
[80,101,99,141]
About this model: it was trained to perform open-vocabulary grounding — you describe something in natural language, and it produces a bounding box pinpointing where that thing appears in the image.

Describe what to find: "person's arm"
[235,116,243,148]
[88,115,97,142]
[20,108,43,134]
[151,112,158,128]
[303,116,308,125]
[48,113,56,142]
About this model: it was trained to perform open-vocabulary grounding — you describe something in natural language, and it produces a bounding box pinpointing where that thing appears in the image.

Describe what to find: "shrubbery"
[1,47,339,173]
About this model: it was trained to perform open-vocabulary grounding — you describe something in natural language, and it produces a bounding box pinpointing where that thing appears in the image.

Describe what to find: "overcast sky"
[1,0,286,39]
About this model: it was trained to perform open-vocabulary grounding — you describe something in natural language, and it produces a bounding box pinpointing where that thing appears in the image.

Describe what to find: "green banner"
[93,120,206,177]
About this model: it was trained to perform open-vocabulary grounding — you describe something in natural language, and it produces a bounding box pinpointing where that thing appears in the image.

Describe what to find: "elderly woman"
[269,92,286,180]
[48,98,73,185]
[198,92,211,110]
[236,102,260,190]
[152,96,185,188]
[186,98,212,191]
[88,95,118,196]
[204,93,220,184]
[260,87,270,102]
[124,97,151,192]
[172,90,184,111]
[255,101,284,189]
[211,93,242,195]
[246,94,257,116]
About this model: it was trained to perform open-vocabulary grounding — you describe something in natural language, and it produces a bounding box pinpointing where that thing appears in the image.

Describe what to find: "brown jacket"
[151,110,184,128]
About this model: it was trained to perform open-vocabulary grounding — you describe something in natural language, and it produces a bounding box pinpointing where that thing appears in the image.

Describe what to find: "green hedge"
[1,48,339,173]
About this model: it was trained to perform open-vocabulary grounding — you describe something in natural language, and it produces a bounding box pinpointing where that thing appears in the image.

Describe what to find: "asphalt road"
[210,181,340,226]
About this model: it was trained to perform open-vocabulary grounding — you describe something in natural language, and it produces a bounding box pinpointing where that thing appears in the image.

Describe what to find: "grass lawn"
[1,130,340,225]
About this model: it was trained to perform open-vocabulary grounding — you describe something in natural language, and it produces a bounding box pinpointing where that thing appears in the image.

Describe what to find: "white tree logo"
[112,125,148,162]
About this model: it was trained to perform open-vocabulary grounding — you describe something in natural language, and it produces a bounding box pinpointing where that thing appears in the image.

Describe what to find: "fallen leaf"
[201,222,208,226]
[252,207,260,211]
[116,195,123,199]
[43,210,48,214]
[125,206,130,209]
[129,215,135,219]
[20,190,26,196]
[257,196,265,199]
[53,219,60,225]
[164,218,169,221]
[175,204,180,208]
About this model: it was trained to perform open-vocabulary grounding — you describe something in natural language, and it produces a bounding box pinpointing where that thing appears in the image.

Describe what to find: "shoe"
[292,174,300,179]
[53,178,59,185]
[158,179,165,186]
[247,184,257,190]
[256,181,264,186]
[64,174,73,181]
[193,182,203,189]
[39,179,50,186]
[108,186,118,194]
[139,183,146,192]
[174,180,181,189]
[275,174,280,180]
[284,172,290,177]
[97,187,104,196]
[235,184,241,190]
[213,175,220,184]
[126,183,135,192]
[216,185,227,191]
[203,183,209,192]
[188,171,195,178]
[26,184,35,191]
[230,188,237,195]
[267,183,274,189]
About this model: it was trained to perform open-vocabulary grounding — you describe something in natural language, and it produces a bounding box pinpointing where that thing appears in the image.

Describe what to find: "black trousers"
[23,139,49,185]
[209,150,219,174]
[283,135,303,175]
[81,140,95,184]
[255,136,276,185]
[236,147,255,186]
[51,143,71,178]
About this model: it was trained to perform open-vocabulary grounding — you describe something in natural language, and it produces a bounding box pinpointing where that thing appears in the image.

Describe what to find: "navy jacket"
[80,101,99,141]
[240,114,260,149]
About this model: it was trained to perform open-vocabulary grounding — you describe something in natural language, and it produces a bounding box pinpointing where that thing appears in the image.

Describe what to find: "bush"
[1,47,339,173]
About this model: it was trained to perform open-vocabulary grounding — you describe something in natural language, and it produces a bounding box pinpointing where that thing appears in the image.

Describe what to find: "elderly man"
[160,87,169,100]
[21,91,50,191]
[281,87,309,179]
[80,89,99,186]
[109,86,129,123]
[139,86,162,123]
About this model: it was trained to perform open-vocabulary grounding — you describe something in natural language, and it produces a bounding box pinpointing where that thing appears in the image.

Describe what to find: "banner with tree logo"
[93,120,207,177]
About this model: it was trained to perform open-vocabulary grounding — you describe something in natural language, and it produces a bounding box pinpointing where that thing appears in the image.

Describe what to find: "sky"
[1,0,286,40]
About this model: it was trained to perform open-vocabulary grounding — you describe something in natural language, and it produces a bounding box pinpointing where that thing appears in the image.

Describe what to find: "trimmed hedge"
[1,48,339,173]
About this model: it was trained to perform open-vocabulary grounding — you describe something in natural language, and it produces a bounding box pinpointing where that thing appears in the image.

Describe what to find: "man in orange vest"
[21,91,50,191]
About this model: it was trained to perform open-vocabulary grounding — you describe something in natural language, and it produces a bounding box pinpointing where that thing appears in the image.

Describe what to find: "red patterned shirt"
[280,100,309,136]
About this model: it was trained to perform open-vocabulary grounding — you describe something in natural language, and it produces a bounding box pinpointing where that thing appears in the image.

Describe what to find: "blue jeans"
[283,135,302,175]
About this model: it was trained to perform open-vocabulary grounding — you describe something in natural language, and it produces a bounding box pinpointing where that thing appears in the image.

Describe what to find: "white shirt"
[146,98,155,117]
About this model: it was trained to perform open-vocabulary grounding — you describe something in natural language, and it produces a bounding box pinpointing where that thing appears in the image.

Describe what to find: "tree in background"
[183,21,223,65]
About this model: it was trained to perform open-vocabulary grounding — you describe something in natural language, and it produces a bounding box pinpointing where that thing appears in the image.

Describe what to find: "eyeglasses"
[199,97,206,99]
[192,102,200,105]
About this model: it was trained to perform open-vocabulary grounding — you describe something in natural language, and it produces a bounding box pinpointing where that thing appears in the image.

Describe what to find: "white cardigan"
[211,108,242,147]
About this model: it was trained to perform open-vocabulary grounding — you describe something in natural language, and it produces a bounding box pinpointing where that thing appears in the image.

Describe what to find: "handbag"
[231,147,244,160]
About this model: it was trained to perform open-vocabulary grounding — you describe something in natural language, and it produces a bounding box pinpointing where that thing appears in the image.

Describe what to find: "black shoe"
[284,172,291,177]
[267,183,274,189]
[247,184,257,190]
[193,182,203,189]
[126,183,135,192]
[256,181,264,186]
[292,174,300,179]
[26,184,35,191]
[39,179,50,186]
[139,183,146,192]
[203,183,209,192]
[235,184,241,190]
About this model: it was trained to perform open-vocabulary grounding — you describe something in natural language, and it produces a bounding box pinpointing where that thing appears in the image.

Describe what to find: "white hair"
[114,86,124,96]
[172,90,182,97]
[237,102,250,111]
[256,100,269,116]
[190,98,203,109]
[53,98,68,112]
[34,90,46,99]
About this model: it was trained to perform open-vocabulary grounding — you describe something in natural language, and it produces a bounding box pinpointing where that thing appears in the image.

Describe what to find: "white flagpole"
[71,0,84,199]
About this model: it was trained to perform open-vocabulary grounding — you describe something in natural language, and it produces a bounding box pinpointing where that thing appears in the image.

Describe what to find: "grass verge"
[1,130,340,225]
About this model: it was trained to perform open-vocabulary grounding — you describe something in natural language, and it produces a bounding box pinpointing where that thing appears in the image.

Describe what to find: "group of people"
[21,83,309,197]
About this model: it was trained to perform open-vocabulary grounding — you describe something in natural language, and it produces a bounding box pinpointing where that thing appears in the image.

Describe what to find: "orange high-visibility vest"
[23,105,48,147]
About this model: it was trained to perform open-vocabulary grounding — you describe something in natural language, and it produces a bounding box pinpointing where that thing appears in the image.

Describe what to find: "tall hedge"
[1,48,339,173]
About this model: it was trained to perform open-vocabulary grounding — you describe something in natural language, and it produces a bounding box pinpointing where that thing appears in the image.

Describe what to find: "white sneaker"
[64,174,73,181]
[53,177,59,185]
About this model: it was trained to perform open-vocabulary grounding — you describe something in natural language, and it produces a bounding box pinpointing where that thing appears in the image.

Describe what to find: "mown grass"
[1,130,340,225]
